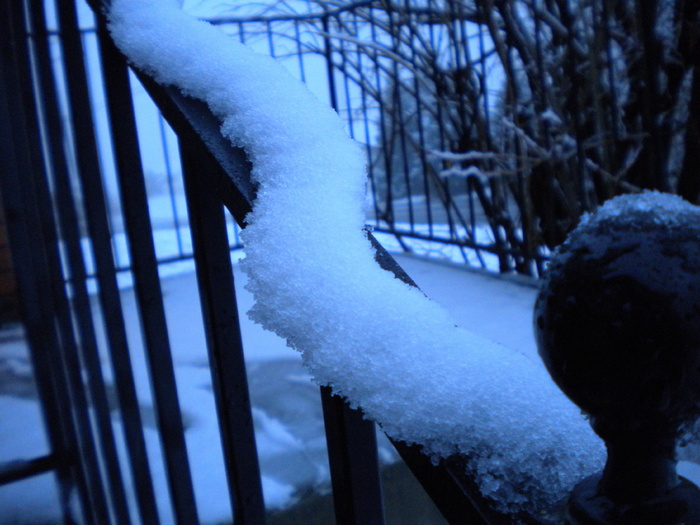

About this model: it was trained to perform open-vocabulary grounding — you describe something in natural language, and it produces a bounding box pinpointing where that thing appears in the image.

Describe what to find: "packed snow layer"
[575,190,700,233]
[108,0,605,511]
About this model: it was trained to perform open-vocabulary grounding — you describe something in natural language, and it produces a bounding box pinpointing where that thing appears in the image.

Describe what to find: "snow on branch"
[108,0,604,513]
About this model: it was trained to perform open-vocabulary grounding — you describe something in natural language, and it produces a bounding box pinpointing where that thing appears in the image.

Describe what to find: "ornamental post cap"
[534,191,700,524]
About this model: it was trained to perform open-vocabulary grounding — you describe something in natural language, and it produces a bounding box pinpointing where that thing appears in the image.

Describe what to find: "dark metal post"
[89,19,164,525]
[35,3,135,523]
[96,19,201,525]
[535,194,700,524]
[0,2,109,522]
[321,387,386,525]
[180,138,267,524]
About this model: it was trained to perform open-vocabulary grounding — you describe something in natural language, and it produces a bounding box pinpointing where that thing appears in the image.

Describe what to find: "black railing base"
[567,472,700,525]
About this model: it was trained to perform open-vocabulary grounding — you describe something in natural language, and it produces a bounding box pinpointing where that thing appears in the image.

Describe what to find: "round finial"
[534,191,700,524]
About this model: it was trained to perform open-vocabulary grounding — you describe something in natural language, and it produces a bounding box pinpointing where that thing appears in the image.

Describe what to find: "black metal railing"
[1,0,517,523]
[3,0,699,524]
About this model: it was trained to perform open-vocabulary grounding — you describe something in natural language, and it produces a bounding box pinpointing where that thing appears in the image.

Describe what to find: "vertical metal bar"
[403,0,434,237]
[0,88,89,525]
[386,11,416,234]
[158,114,186,259]
[321,387,386,525]
[266,19,276,57]
[339,32,355,140]
[322,16,340,115]
[23,56,113,525]
[33,2,161,522]
[425,0,460,246]
[180,139,267,525]
[294,20,306,83]
[96,18,201,525]
[0,3,107,523]
[370,11,398,233]
[33,6,134,525]
[318,17,386,523]
[350,9,382,231]
[0,6,78,519]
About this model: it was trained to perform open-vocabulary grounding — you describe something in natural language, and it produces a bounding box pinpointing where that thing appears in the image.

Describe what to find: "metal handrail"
[1,0,561,522]
[85,1,543,523]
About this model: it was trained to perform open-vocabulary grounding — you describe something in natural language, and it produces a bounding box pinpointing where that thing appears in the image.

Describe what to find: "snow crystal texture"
[108,0,605,512]
[575,190,699,233]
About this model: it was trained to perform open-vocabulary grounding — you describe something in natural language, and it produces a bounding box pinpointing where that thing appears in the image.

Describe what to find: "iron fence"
[7,0,692,287]
[205,4,537,275]
[38,2,514,280]
[1,0,494,523]
[205,0,699,277]
[18,0,686,282]
[1,0,698,523]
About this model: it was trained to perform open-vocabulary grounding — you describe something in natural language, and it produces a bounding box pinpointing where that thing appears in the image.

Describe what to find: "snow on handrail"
[107,0,605,513]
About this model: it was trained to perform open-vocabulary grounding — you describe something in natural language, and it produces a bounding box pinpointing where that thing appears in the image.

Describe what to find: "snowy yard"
[3,247,697,523]
[0,250,543,523]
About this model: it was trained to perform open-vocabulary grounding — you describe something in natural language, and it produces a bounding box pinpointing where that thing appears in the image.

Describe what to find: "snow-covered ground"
[0,248,541,523]
[1,246,699,524]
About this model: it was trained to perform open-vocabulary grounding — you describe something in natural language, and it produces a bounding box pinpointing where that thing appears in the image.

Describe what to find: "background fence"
[202,0,698,277]
[40,0,696,282]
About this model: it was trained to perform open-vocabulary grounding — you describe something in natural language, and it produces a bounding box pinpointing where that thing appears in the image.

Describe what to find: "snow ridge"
[108,0,604,512]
